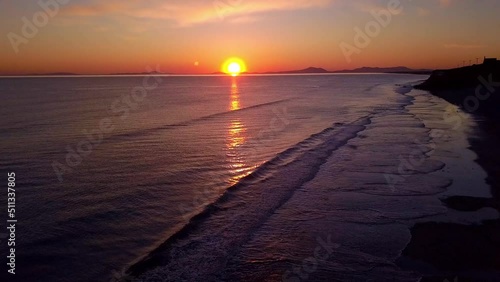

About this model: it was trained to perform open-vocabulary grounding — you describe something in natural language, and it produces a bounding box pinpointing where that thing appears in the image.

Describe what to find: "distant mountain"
[260,66,431,75]
[25,72,79,76]
[333,66,432,74]
[265,67,330,74]
[8,71,168,76]
[109,71,166,75]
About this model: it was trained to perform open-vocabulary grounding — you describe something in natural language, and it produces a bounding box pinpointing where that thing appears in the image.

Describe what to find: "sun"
[222,57,247,76]
[228,62,241,75]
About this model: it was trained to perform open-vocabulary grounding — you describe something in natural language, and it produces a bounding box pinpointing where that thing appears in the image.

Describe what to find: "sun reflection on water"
[230,79,240,111]
[226,77,252,185]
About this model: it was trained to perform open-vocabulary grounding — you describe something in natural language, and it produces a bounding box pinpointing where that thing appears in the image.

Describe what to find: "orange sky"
[1,0,499,75]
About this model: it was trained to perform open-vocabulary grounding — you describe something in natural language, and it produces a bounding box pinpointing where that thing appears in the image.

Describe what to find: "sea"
[0,74,495,282]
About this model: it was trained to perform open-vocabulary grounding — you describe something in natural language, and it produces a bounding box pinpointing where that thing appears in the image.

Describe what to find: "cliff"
[416,59,500,90]
[415,58,500,118]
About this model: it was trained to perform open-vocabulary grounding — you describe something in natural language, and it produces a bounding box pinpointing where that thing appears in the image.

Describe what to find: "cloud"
[227,15,259,24]
[60,0,334,27]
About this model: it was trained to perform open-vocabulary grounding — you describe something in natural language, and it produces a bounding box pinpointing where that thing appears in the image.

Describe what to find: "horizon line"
[0,66,437,77]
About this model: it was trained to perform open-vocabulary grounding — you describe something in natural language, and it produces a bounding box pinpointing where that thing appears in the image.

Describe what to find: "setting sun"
[228,63,241,76]
[222,57,247,76]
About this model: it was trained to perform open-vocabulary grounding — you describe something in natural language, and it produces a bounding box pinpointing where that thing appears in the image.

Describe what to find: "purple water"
[1,74,490,282]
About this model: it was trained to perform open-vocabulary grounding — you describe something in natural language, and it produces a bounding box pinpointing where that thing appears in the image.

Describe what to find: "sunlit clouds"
[60,0,334,27]
[0,0,499,75]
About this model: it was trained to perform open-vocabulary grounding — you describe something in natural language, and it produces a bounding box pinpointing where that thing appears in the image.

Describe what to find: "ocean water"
[0,74,492,282]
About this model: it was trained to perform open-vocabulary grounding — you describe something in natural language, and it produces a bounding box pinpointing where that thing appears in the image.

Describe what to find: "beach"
[125,80,500,281]
[1,75,499,282]
[397,86,500,281]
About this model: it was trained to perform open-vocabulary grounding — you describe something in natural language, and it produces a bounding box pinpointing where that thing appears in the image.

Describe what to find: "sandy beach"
[397,86,500,281]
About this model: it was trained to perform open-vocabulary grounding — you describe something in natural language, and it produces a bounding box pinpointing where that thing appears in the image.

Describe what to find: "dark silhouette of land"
[259,66,432,75]
[25,72,79,76]
[1,71,167,76]
[416,58,500,118]
[262,67,330,74]
[416,58,500,90]
[332,66,432,74]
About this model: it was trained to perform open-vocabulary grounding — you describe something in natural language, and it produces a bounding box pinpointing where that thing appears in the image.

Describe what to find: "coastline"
[122,79,482,281]
[117,79,500,282]
[397,85,500,281]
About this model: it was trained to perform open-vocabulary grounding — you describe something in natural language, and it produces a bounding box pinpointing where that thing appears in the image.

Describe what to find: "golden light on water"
[230,80,240,111]
[228,120,245,148]
[222,57,246,76]
[226,78,253,185]
[227,79,245,148]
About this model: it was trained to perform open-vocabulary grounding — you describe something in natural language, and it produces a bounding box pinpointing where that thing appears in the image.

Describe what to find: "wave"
[121,80,449,281]
[124,116,374,280]
[105,98,295,143]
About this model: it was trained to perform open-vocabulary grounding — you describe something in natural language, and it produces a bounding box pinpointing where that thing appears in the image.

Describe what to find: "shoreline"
[397,86,500,281]
[122,79,466,281]
[119,80,500,281]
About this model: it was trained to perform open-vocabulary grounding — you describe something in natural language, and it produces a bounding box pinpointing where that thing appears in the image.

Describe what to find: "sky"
[0,0,499,75]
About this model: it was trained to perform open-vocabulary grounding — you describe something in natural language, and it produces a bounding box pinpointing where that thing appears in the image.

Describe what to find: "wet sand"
[397,87,500,281]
